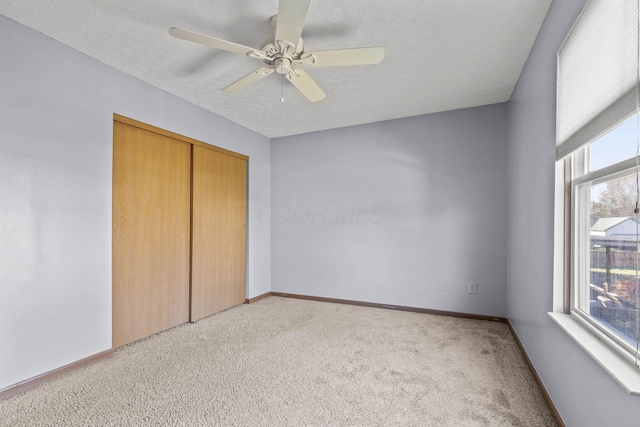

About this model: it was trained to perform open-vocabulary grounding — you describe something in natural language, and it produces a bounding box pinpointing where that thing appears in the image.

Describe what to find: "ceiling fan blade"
[222,68,274,94]
[286,69,325,102]
[303,47,385,67]
[169,27,256,55]
[275,0,311,46]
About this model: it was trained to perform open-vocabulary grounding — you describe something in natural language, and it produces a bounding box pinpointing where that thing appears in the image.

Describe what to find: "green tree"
[593,175,639,219]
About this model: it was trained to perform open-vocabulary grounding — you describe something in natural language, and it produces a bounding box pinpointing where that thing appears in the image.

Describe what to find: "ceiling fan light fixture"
[274,57,293,74]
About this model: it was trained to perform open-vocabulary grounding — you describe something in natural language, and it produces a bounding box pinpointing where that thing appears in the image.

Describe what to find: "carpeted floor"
[0,297,555,426]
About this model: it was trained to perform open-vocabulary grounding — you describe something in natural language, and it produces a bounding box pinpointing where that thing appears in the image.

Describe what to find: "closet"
[112,115,247,348]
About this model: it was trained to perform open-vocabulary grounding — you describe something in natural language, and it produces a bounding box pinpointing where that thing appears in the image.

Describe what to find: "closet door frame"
[112,114,249,347]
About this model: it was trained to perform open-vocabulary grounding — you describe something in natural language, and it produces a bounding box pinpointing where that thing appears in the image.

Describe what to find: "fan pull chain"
[281,73,285,103]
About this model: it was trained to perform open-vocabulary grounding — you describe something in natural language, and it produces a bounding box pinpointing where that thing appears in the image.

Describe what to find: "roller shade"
[556,0,639,160]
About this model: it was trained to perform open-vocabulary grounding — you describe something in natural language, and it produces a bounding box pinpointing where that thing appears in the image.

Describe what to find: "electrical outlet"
[440,282,447,292]
[468,282,477,294]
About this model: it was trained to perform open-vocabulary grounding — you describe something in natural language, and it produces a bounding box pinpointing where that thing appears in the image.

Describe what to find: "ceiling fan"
[169,0,385,102]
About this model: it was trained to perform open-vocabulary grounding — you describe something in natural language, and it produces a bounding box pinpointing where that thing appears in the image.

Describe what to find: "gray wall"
[7,2,640,422]
[271,105,508,317]
[507,0,640,425]
[0,16,270,390]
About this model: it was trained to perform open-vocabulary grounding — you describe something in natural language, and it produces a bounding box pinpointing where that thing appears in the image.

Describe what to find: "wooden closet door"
[112,122,191,347]
[191,145,247,321]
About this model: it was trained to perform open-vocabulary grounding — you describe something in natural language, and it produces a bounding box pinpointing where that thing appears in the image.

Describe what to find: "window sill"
[548,312,640,396]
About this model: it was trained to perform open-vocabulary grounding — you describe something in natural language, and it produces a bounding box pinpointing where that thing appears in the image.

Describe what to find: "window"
[552,0,640,394]
[571,115,640,356]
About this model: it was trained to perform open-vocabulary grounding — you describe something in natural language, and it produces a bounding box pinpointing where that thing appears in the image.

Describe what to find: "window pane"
[589,115,638,172]
[581,175,640,348]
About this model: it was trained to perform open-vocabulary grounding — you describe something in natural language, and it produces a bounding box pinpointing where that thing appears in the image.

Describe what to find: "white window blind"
[556,0,639,160]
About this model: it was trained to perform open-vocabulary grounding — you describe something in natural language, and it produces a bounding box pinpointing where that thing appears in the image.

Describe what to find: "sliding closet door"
[112,121,191,347]
[191,145,247,321]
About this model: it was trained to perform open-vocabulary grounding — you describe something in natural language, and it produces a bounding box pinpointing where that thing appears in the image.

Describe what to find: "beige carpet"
[1,297,555,426]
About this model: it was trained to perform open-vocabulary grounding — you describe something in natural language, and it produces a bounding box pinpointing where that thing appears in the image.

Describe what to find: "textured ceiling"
[0,0,552,138]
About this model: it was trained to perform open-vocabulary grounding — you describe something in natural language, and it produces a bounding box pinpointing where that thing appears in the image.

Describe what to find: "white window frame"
[551,139,640,396]
[572,146,640,346]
